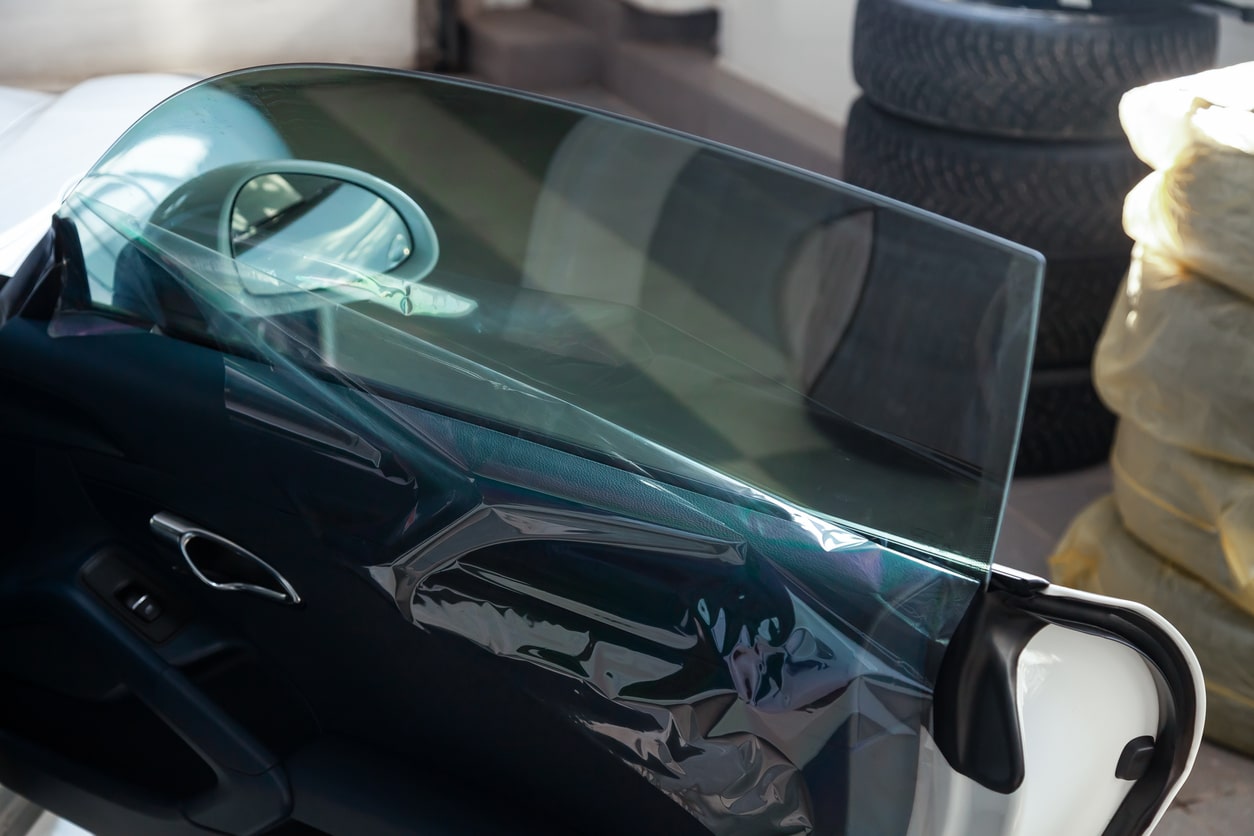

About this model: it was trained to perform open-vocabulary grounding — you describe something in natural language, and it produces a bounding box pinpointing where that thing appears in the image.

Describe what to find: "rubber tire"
[1016,367,1116,475]
[842,97,1146,259]
[1035,255,1127,369]
[852,0,1219,141]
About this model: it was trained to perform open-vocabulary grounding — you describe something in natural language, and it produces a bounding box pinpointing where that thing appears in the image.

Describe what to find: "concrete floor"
[996,465,1254,834]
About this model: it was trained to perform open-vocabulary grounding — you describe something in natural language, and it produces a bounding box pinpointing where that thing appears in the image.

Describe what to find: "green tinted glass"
[59,65,1041,573]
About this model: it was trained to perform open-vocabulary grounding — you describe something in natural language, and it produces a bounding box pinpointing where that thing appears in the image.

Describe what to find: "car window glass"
[56,65,1041,572]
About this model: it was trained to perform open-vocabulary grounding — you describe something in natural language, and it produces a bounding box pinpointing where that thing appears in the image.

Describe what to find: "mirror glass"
[230,173,412,289]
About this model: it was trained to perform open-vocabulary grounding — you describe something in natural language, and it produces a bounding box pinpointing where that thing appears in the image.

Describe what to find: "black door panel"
[0,64,1051,835]
[0,304,705,835]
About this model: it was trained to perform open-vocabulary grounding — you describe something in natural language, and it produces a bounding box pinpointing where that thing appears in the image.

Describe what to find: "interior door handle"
[151,512,301,605]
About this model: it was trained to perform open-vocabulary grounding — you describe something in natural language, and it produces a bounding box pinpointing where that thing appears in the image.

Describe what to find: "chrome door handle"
[150,512,301,605]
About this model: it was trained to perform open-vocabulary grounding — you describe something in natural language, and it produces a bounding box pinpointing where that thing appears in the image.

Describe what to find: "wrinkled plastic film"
[1111,422,1254,616]
[1094,246,1254,466]
[60,200,957,833]
[1123,155,1254,302]
[1120,61,1254,172]
[56,190,981,833]
[373,500,952,835]
[46,65,1046,834]
[1123,59,1254,307]
[1119,61,1254,301]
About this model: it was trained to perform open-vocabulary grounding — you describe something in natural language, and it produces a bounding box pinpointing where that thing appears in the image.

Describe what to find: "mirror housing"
[146,160,463,318]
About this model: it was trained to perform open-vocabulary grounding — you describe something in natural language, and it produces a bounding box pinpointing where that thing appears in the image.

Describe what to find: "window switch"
[84,551,183,643]
[123,590,162,623]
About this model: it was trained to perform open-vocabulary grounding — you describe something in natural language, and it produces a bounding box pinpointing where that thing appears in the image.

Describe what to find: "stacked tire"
[843,0,1218,474]
[1051,63,1254,755]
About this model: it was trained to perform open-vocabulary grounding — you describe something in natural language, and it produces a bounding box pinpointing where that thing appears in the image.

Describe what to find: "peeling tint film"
[51,66,1042,833]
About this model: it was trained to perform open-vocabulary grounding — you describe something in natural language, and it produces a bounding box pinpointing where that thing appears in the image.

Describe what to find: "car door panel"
[0,65,1203,836]
[0,308,974,834]
[0,283,722,834]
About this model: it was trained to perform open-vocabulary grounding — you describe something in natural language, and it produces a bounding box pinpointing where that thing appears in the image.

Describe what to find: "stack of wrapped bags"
[1050,62,1254,754]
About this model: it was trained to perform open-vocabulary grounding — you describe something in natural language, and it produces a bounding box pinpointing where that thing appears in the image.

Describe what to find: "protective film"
[48,65,1042,834]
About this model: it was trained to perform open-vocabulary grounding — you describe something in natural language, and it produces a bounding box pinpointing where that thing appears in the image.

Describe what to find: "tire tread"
[853,0,1219,139]
[842,98,1146,258]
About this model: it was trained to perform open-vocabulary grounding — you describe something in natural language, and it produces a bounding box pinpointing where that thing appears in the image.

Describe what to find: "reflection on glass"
[58,66,1042,568]
[231,173,413,285]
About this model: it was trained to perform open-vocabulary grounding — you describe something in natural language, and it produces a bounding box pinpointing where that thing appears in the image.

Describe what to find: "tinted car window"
[58,65,1041,571]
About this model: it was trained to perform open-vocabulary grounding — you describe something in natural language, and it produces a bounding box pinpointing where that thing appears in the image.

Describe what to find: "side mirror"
[148,160,474,318]
[230,172,414,279]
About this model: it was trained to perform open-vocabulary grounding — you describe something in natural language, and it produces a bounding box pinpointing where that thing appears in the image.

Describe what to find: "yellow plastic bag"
[1123,152,1254,302]
[1094,246,1254,466]
[1050,496,1254,755]
[1119,61,1254,171]
[1111,422,1254,616]
[1118,62,1254,301]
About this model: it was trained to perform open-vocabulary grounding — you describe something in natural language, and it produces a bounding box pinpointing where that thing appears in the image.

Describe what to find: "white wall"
[13,0,1248,118]
[0,0,419,90]
[623,0,718,10]
[462,0,531,12]
[717,0,856,128]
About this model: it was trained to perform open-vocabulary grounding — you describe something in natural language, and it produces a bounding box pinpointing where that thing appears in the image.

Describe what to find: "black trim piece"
[0,227,55,325]
[932,585,1047,793]
[1116,736,1157,782]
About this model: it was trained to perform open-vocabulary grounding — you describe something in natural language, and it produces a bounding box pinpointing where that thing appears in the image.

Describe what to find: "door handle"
[151,512,301,605]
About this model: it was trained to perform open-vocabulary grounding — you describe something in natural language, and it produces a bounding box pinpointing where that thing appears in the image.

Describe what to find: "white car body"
[0,75,192,275]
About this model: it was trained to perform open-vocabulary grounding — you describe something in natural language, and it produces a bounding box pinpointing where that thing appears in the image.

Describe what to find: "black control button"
[1116,735,1156,781]
[84,551,183,643]
[123,590,163,623]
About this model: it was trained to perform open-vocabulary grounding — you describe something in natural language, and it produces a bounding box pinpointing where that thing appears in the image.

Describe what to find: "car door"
[0,66,1201,836]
